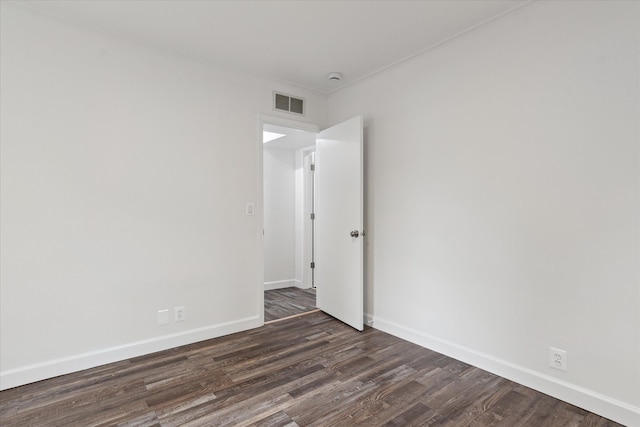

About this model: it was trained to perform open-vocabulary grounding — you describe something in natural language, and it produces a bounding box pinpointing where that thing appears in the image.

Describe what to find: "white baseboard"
[0,315,261,391]
[294,281,312,290]
[264,279,301,290]
[369,315,640,427]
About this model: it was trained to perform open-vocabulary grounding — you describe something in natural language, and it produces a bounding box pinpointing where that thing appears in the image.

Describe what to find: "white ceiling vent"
[273,92,305,115]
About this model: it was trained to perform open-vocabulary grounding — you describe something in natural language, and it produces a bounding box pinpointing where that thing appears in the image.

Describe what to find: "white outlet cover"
[549,347,567,372]
[157,309,169,326]
[174,306,186,322]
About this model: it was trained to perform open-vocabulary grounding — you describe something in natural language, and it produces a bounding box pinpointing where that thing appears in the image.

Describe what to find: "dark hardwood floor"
[264,287,316,322]
[0,311,621,427]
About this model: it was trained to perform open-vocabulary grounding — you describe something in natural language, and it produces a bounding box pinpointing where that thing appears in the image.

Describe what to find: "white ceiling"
[16,0,530,94]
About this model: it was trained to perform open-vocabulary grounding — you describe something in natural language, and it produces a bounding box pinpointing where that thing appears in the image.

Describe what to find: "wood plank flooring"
[0,312,621,427]
[264,287,316,322]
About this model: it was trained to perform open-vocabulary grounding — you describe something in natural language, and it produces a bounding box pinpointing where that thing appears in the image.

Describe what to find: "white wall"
[263,147,296,288]
[0,2,326,389]
[328,1,639,425]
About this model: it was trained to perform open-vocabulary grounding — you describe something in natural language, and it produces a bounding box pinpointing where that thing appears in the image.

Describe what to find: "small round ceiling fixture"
[327,72,343,81]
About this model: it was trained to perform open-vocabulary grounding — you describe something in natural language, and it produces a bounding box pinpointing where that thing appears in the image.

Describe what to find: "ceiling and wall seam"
[325,0,534,95]
[8,0,533,95]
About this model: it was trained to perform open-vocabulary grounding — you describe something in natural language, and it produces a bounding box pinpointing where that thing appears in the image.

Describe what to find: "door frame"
[257,114,320,325]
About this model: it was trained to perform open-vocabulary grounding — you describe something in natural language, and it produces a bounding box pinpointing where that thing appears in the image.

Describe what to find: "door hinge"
[310,164,315,171]
[310,213,315,220]
[310,262,315,269]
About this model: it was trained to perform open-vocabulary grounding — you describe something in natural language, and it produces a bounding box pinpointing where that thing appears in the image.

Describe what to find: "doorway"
[259,115,364,330]
[262,122,317,322]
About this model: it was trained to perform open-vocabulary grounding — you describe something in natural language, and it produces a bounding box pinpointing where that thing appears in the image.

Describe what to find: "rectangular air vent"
[273,92,305,115]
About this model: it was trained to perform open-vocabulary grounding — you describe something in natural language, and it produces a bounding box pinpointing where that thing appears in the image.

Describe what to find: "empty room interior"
[0,1,638,426]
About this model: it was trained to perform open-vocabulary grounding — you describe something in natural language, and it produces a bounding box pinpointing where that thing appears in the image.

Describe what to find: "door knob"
[350,230,365,238]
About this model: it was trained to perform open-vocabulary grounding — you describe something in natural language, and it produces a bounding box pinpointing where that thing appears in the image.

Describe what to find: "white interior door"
[315,116,363,331]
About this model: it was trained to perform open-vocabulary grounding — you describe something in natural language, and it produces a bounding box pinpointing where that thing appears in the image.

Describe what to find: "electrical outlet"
[549,347,567,371]
[174,305,186,322]
[157,309,169,326]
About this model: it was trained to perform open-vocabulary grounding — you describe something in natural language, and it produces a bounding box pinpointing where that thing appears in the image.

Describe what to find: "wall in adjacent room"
[0,2,326,389]
[328,1,639,424]
[263,147,296,288]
